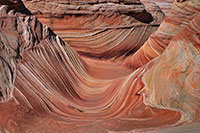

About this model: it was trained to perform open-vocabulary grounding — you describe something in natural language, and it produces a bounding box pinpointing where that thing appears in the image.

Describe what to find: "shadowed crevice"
[127,10,153,24]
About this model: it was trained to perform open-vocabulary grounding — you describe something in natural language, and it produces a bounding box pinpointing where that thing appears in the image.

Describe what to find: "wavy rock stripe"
[141,0,174,14]
[23,0,164,60]
[124,0,200,70]
[56,25,157,59]
[0,1,182,132]
[141,13,200,123]
[13,42,181,131]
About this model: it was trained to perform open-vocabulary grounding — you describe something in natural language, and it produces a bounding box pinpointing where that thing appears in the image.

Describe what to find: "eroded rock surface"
[23,0,164,60]
[142,13,200,123]
[0,0,199,133]
[124,0,200,70]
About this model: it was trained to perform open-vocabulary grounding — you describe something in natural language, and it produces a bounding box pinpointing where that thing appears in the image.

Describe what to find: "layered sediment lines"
[124,0,200,70]
[0,1,181,132]
[141,13,200,123]
[23,0,164,60]
[0,0,199,133]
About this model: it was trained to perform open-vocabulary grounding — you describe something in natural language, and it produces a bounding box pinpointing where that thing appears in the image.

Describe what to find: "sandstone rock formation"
[141,0,174,14]
[141,13,200,123]
[124,0,200,70]
[0,0,199,133]
[23,0,164,60]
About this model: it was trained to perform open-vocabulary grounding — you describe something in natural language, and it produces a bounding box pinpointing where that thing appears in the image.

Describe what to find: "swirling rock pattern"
[0,0,199,133]
[124,0,200,70]
[23,0,164,60]
[141,14,200,123]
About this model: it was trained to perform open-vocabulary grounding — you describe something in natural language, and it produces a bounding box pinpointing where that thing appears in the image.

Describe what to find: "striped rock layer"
[141,14,200,123]
[23,0,164,60]
[124,0,200,70]
[0,0,199,133]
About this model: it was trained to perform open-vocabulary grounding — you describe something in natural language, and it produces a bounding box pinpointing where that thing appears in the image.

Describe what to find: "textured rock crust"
[0,0,199,132]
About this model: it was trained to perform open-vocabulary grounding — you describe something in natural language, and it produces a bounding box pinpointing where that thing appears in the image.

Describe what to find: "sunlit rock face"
[23,0,164,60]
[0,0,199,133]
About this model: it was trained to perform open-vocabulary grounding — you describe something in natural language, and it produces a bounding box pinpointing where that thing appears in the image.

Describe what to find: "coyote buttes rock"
[23,0,164,60]
[0,0,200,133]
[124,0,200,70]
